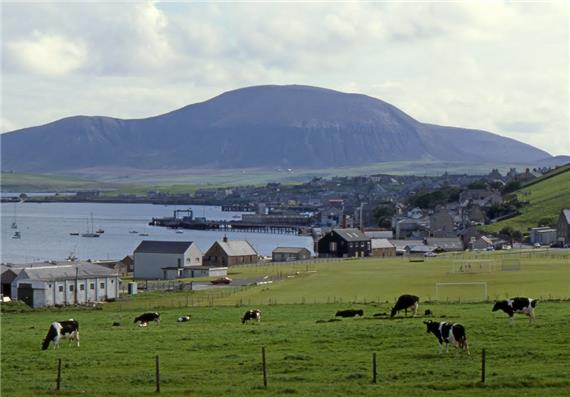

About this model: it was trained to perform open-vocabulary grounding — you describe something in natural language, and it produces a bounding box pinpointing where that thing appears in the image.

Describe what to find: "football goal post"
[451,260,497,274]
[435,282,488,302]
[501,258,521,272]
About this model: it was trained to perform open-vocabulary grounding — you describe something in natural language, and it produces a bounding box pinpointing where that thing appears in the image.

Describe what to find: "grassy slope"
[486,167,570,234]
[2,253,570,396]
[0,172,122,193]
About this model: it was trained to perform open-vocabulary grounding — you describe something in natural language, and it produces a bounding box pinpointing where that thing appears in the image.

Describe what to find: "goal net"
[450,260,497,274]
[435,282,488,302]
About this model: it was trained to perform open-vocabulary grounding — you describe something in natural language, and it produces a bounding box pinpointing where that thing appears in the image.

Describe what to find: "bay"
[1,202,314,264]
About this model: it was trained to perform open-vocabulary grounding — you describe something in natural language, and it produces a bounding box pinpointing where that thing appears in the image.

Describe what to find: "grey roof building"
[272,247,312,262]
[134,240,203,279]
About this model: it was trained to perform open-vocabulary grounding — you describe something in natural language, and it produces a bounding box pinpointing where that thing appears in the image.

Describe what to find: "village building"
[272,247,312,262]
[9,262,119,308]
[1,265,23,299]
[429,209,455,238]
[425,237,464,252]
[316,228,371,258]
[370,239,396,257]
[529,227,558,246]
[133,241,203,279]
[203,237,258,267]
[557,209,570,246]
[471,236,495,250]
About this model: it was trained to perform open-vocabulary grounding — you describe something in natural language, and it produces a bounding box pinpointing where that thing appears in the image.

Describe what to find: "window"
[111,279,114,284]
[90,283,95,290]
[69,285,74,292]
[100,282,105,289]
[48,284,52,288]
[58,286,63,292]
[80,284,84,291]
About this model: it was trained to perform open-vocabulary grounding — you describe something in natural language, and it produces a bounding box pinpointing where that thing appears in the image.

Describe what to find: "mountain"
[1,85,551,173]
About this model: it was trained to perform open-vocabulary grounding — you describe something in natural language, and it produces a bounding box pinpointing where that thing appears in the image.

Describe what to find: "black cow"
[424,320,470,355]
[391,294,419,317]
[42,319,80,350]
[335,309,364,318]
[241,309,261,324]
[492,297,538,324]
[134,312,160,326]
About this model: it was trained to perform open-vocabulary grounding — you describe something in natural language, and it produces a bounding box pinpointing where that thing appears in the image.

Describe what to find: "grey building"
[529,227,558,245]
[134,241,203,279]
[10,262,120,308]
[272,247,312,262]
[557,209,570,245]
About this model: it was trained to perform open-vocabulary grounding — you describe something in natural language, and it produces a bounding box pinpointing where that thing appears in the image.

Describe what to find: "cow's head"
[492,301,503,312]
[423,320,436,333]
[390,307,398,318]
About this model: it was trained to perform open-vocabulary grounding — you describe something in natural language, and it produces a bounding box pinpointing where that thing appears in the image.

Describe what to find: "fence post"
[481,348,486,383]
[55,358,62,391]
[261,346,267,388]
[156,355,160,393]
[372,352,377,384]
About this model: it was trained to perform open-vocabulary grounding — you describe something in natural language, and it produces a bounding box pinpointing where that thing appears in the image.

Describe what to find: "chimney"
[222,235,228,243]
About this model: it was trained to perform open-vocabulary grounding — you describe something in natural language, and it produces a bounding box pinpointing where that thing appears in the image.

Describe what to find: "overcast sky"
[2,1,569,155]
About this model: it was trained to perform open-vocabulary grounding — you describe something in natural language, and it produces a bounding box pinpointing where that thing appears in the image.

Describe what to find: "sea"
[0,201,314,264]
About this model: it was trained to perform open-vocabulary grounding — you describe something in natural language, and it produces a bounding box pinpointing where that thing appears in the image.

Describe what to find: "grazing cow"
[390,294,419,317]
[42,319,80,350]
[424,309,433,317]
[241,309,261,324]
[492,297,538,324]
[424,320,470,355]
[177,315,191,322]
[134,312,160,326]
[335,309,364,318]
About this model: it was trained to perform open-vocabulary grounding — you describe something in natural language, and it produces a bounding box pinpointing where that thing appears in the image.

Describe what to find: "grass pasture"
[1,251,569,397]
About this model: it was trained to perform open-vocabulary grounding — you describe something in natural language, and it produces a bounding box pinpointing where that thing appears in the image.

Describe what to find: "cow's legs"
[76,332,80,347]
[412,302,418,317]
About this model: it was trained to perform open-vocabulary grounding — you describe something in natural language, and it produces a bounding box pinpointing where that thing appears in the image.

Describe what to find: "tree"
[373,205,395,228]
[467,180,487,189]
[502,181,521,194]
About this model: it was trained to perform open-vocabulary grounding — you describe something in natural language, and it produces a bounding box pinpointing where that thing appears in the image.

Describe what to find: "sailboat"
[81,213,100,238]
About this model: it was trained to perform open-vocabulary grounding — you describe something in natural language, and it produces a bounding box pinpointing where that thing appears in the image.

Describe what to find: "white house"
[11,262,120,308]
[133,240,203,279]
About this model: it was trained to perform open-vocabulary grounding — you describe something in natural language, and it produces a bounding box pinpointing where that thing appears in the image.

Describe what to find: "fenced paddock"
[1,302,569,397]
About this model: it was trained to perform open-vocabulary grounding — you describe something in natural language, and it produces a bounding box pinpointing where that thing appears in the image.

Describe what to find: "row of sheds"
[1,262,120,308]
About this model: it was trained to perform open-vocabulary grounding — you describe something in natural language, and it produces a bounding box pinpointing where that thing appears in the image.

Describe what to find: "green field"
[2,252,569,396]
[486,167,570,234]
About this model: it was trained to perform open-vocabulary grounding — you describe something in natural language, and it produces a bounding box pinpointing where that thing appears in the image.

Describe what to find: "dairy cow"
[335,309,364,318]
[241,309,261,324]
[492,297,538,324]
[42,319,80,350]
[134,312,160,326]
[424,320,470,355]
[391,294,419,317]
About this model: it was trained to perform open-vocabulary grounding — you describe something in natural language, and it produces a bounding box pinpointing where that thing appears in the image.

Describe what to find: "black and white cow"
[424,320,470,355]
[177,315,191,322]
[492,297,538,324]
[241,309,261,324]
[390,294,419,317]
[335,309,364,318]
[42,319,80,350]
[134,312,160,326]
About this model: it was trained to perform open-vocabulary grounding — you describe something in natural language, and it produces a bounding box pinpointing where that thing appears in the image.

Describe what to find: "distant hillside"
[1,85,550,175]
[486,166,570,234]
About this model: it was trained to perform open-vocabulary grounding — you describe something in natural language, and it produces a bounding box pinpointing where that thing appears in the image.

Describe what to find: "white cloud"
[1,1,568,155]
[5,31,86,75]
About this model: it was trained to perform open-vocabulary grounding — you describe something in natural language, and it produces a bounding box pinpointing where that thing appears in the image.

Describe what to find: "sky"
[1,1,569,156]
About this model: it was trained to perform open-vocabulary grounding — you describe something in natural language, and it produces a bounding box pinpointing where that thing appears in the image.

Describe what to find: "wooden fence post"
[156,355,160,393]
[372,352,377,384]
[55,358,62,391]
[262,346,267,388]
[481,348,486,383]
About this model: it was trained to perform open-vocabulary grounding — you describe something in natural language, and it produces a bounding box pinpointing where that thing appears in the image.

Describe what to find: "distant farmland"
[1,251,569,397]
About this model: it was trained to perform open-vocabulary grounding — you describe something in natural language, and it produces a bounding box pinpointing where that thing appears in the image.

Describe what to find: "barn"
[134,241,203,279]
[316,228,371,258]
[10,262,120,308]
[272,247,312,262]
[370,239,396,257]
[203,237,258,267]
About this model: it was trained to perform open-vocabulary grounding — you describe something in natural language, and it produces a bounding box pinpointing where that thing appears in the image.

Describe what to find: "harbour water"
[1,202,314,264]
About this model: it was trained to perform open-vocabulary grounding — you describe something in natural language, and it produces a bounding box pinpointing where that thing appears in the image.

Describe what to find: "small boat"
[11,221,17,229]
[12,231,21,239]
[139,233,149,236]
[69,232,80,236]
[96,229,104,234]
[129,230,139,234]
[175,230,183,234]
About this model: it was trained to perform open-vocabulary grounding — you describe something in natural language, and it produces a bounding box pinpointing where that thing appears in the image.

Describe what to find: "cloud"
[5,31,86,75]
[1,1,568,155]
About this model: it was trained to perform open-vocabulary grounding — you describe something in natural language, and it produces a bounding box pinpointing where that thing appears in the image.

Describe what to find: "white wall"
[134,244,202,279]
